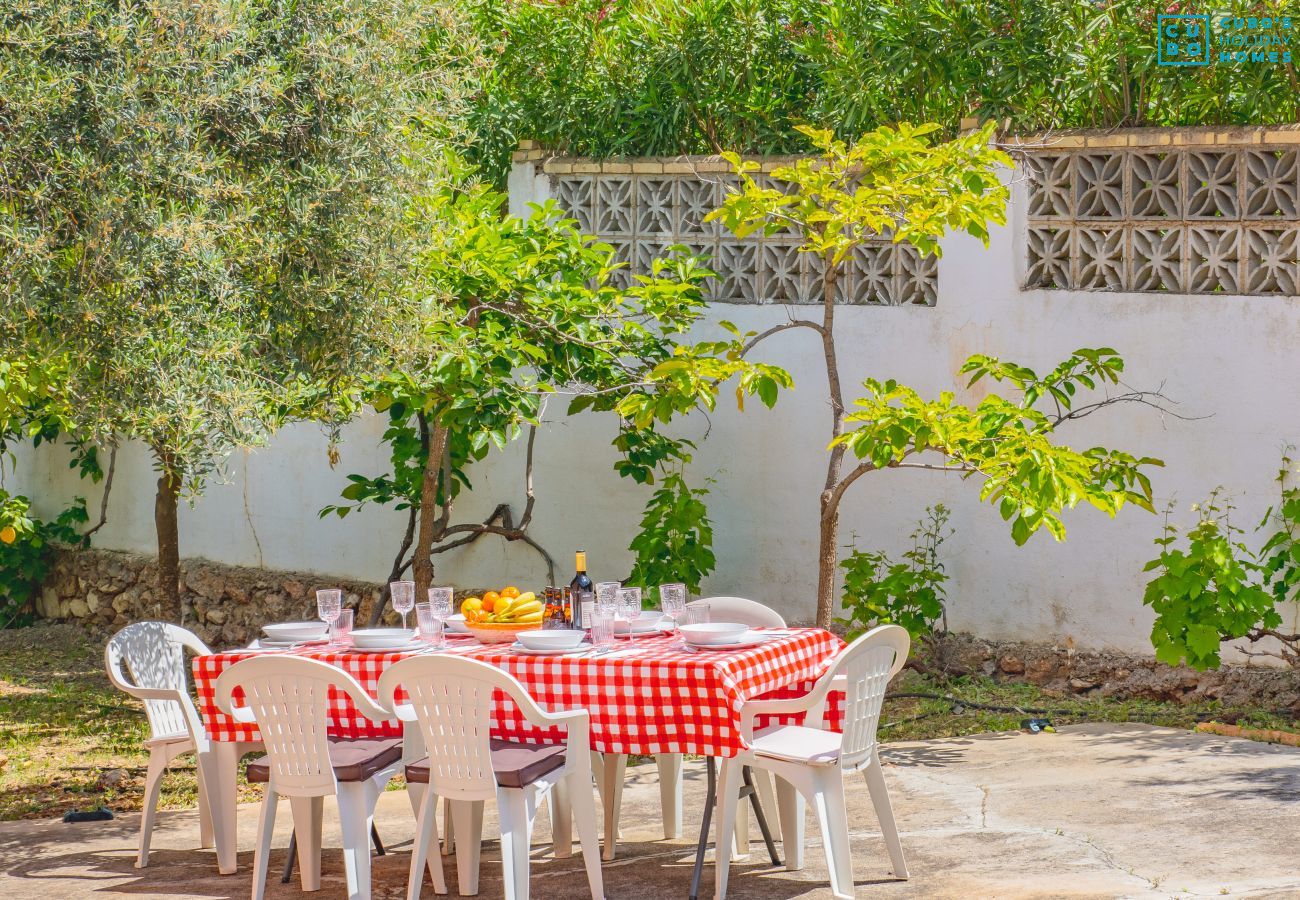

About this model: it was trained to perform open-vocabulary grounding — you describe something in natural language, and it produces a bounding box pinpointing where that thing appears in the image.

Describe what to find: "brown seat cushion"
[245,738,403,784]
[406,739,566,789]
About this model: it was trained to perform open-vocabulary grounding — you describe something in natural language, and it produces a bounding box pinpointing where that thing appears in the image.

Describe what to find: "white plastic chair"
[598,596,787,859]
[713,624,911,900]
[215,655,403,900]
[104,621,223,868]
[378,654,604,900]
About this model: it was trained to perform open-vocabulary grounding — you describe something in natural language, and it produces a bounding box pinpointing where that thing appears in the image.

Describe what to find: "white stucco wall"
[6,158,1299,655]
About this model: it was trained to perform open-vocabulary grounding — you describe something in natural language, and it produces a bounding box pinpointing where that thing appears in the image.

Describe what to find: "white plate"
[253,637,328,649]
[351,628,418,650]
[615,620,675,638]
[509,641,592,657]
[684,631,768,652]
[262,621,329,642]
[341,639,427,654]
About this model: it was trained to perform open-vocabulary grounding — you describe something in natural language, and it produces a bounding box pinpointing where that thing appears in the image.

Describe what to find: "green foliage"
[0,0,451,488]
[1144,459,1300,670]
[835,348,1162,546]
[0,490,88,629]
[709,123,1011,261]
[626,472,717,606]
[837,505,952,641]
[466,0,1300,182]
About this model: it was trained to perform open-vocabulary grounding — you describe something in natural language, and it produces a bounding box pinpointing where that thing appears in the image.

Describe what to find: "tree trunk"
[815,261,846,627]
[816,498,840,628]
[411,413,450,600]
[151,446,182,615]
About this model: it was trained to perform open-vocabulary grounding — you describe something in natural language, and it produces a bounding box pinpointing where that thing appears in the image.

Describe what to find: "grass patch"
[0,622,1293,821]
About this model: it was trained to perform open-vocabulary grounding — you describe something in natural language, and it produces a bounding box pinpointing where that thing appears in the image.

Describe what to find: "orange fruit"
[0,526,15,545]
[500,586,520,600]
[482,591,500,612]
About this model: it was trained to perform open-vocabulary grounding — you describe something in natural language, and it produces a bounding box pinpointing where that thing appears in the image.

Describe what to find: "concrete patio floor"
[3,723,1299,899]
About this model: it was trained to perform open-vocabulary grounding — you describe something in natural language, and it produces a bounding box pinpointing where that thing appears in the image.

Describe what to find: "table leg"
[601,752,626,861]
[688,757,717,900]
[208,741,242,875]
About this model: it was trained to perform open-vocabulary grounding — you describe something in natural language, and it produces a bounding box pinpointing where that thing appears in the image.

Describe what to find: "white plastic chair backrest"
[215,655,390,797]
[105,621,210,743]
[823,625,909,771]
[692,596,786,628]
[378,655,547,803]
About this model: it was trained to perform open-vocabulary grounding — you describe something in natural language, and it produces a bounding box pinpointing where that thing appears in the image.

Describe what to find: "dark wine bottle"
[570,550,594,629]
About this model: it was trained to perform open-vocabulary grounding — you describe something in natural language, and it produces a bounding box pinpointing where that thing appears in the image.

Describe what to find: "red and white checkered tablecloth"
[193,628,845,758]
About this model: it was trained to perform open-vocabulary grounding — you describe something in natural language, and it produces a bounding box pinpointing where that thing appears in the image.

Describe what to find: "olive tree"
[0,0,455,608]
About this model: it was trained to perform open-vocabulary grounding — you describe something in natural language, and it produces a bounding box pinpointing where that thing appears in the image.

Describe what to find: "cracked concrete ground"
[2,724,1298,899]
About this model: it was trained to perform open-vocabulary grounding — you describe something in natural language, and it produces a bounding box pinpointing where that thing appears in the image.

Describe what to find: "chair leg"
[568,770,606,900]
[863,751,908,879]
[712,760,744,900]
[498,788,535,900]
[197,760,215,850]
[450,799,485,896]
[654,753,683,839]
[751,770,781,843]
[551,774,573,858]
[136,749,168,868]
[810,770,854,900]
[288,796,324,891]
[441,797,454,856]
[338,784,376,900]
[601,753,626,861]
[407,787,447,900]
[251,791,278,900]
[774,776,805,871]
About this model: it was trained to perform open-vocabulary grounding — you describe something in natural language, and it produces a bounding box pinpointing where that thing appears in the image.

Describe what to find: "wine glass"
[660,582,687,635]
[316,588,342,642]
[428,586,454,649]
[391,581,416,631]
[595,581,620,615]
[616,587,642,646]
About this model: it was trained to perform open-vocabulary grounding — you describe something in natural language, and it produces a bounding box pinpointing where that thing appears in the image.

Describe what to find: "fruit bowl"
[466,621,540,645]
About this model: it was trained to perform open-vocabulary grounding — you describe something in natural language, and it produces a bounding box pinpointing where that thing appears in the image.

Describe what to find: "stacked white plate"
[679,622,767,651]
[261,621,328,646]
[350,628,420,651]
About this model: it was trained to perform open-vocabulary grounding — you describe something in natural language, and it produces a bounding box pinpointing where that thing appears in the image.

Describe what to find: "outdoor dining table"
[192,627,846,875]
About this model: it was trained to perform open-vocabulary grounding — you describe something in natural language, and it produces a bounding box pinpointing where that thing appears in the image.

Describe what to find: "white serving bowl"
[445,613,470,634]
[350,628,416,650]
[516,629,586,652]
[680,622,750,645]
[262,621,328,642]
[614,611,666,634]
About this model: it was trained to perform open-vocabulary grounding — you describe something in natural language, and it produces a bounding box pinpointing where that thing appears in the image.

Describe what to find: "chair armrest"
[739,679,835,742]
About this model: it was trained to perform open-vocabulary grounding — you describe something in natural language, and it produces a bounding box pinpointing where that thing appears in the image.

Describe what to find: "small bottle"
[562,587,574,628]
[543,586,560,629]
[570,550,594,629]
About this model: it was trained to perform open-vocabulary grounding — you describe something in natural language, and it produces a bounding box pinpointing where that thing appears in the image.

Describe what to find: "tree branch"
[740,318,824,357]
[1050,387,1203,427]
[369,503,418,626]
[83,444,117,539]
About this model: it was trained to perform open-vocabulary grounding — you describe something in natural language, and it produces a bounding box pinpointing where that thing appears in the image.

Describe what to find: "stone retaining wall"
[928,633,1300,713]
[34,548,389,647]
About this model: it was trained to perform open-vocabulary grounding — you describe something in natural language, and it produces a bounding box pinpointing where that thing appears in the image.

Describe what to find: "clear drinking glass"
[390,580,416,631]
[685,601,709,625]
[590,606,616,652]
[331,607,354,645]
[428,586,454,649]
[415,601,439,646]
[616,587,643,646]
[660,583,687,634]
[595,581,620,615]
[317,588,342,635]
